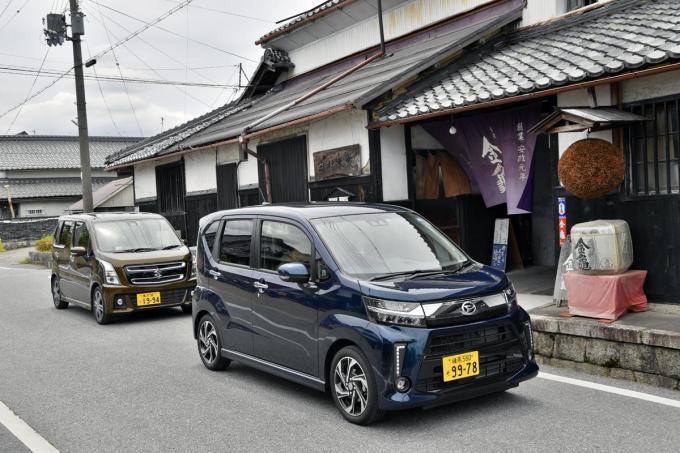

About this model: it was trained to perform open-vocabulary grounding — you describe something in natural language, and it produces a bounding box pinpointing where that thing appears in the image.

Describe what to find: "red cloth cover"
[564,270,648,320]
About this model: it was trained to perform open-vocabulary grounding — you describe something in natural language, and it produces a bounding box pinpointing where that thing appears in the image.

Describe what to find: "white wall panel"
[308,109,370,178]
[288,0,494,76]
[132,156,179,200]
[621,71,680,104]
[380,125,409,201]
[184,150,217,194]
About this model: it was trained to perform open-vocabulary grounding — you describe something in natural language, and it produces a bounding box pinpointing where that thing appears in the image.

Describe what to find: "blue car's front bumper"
[370,306,538,411]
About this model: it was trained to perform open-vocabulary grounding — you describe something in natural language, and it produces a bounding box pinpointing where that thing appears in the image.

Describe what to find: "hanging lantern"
[558,138,624,199]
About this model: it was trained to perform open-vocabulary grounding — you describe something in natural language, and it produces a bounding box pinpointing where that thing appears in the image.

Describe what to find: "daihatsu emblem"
[461,301,477,315]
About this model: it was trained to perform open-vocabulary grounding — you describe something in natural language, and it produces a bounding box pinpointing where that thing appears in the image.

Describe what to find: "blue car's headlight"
[504,283,517,310]
[363,296,426,327]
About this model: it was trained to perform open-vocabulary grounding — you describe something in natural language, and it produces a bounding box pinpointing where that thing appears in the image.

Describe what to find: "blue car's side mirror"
[278,262,310,283]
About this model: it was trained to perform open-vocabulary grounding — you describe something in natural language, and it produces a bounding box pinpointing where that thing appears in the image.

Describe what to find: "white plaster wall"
[99,184,134,209]
[521,0,566,27]
[18,200,71,217]
[557,86,613,157]
[621,70,680,104]
[307,109,370,178]
[216,143,241,165]
[184,150,217,194]
[287,0,494,76]
[411,124,444,150]
[238,152,260,188]
[380,125,409,201]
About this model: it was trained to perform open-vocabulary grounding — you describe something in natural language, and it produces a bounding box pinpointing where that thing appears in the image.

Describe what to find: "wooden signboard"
[313,145,361,181]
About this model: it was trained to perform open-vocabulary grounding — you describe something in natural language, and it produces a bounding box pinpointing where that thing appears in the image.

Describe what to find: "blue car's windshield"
[311,212,468,279]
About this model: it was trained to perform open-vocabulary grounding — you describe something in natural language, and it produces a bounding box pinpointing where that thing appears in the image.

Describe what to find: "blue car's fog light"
[395,377,411,393]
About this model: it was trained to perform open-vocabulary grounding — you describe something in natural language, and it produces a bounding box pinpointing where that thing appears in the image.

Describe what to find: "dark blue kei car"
[192,203,537,424]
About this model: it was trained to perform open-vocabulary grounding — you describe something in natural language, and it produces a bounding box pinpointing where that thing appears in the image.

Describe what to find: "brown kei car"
[50,212,196,324]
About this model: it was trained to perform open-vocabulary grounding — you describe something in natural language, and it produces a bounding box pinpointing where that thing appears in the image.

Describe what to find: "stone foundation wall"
[0,218,58,242]
[532,316,680,390]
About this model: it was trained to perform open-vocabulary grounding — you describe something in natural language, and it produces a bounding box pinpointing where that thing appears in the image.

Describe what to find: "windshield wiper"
[405,260,475,280]
[115,247,158,253]
[369,270,435,281]
[161,244,181,250]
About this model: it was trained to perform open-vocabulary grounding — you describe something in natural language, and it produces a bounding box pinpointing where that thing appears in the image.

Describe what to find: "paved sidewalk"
[0,247,42,269]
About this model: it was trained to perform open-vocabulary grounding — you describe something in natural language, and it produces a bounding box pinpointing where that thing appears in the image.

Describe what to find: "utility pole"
[69,0,93,212]
[45,1,92,212]
[3,185,15,219]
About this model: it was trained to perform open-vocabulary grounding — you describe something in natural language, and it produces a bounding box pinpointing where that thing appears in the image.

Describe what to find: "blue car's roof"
[202,202,411,225]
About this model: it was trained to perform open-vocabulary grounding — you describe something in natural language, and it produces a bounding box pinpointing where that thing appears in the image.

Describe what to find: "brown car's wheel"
[51,276,68,309]
[330,346,384,425]
[197,314,230,371]
[91,286,111,325]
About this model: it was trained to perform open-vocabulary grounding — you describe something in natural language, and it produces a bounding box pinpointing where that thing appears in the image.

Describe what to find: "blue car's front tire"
[330,346,385,425]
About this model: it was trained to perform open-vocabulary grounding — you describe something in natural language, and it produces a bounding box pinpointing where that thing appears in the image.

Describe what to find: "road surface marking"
[0,400,59,453]
[0,267,48,272]
[539,372,680,409]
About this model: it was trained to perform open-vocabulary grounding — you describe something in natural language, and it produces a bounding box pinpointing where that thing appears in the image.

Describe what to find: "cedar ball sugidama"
[558,138,624,199]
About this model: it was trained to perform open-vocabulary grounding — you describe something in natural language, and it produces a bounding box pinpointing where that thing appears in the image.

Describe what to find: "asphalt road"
[1,265,680,453]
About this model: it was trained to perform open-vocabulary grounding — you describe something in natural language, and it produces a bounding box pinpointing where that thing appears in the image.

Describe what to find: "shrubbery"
[0,238,5,252]
[35,235,54,252]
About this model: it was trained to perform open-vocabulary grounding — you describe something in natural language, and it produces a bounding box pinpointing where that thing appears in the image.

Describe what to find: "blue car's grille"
[416,323,525,392]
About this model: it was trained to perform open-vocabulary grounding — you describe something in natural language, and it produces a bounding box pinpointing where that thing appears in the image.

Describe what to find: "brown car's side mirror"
[70,246,87,257]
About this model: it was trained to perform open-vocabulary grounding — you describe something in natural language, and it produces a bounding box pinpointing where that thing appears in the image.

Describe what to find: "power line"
[86,6,222,86]
[5,47,50,134]
[0,67,74,122]
[94,1,143,136]
[163,0,275,24]
[0,1,14,23]
[83,4,213,108]
[89,0,195,63]
[0,66,240,87]
[90,1,257,63]
[85,38,121,136]
[0,0,30,33]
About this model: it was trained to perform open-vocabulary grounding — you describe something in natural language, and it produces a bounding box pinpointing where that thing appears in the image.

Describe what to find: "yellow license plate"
[136,292,161,307]
[442,351,480,382]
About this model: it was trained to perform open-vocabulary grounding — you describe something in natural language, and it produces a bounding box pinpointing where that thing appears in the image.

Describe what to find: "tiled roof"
[0,178,114,200]
[376,0,680,123]
[105,101,246,168]
[0,135,141,170]
[256,0,352,45]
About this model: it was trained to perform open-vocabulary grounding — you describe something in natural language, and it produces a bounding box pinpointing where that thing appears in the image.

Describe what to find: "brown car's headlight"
[99,259,121,285]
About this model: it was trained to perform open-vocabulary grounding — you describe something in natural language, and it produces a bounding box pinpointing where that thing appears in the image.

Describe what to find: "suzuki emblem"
[461,301,477,315]
[154,269,162,279]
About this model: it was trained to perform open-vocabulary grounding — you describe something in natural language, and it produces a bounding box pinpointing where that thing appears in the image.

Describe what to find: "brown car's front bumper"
[102,278,197,314]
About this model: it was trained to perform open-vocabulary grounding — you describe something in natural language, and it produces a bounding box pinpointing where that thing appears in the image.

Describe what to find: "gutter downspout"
[239,0,388,203]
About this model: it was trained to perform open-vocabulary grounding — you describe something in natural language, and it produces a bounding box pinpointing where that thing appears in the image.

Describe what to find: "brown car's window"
[59,221,73,247]
[219,220,253,266]
[260,221,311,272]
[72,222,91,250]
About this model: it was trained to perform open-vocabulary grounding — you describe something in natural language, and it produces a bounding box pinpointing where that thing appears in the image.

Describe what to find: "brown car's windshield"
[93,218,183,253]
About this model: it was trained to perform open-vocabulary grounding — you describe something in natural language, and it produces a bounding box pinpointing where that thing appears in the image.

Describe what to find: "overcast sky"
[0,0,316,137]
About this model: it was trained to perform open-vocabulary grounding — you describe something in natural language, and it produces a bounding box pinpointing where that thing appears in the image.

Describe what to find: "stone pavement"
[0,247,42,269]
